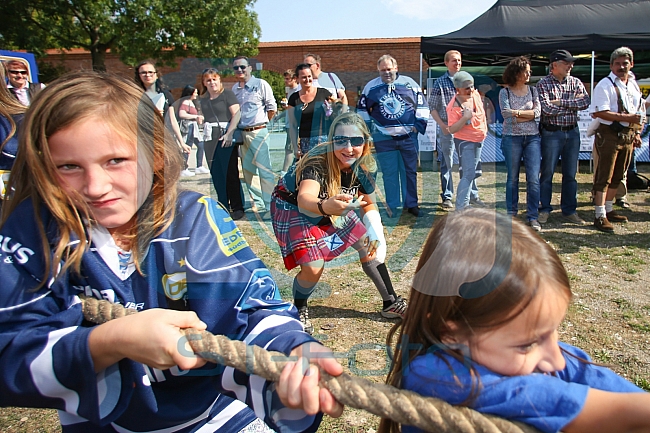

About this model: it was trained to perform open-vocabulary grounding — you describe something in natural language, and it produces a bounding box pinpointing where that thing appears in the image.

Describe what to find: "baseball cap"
[550,49,578,63]
[452,71,474,89]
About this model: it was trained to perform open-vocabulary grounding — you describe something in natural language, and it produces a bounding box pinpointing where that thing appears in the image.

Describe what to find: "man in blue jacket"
[358,55,429,217]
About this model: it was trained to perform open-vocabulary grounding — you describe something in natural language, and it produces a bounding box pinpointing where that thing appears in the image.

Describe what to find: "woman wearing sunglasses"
[288,64,334,159]
[271,112,406,334]
[0,64,26,204]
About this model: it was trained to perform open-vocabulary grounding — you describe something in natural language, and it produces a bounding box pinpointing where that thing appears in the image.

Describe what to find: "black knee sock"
[361,259,394,307]
[376,262,397,299]
[293,278,317,309]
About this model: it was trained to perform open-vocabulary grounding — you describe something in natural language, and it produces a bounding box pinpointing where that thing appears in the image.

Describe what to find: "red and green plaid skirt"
[271,195,367,271]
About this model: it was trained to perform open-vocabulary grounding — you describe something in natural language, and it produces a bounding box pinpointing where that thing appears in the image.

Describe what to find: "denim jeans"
[374,132,419,212]
[501,134,541,221]
[456,140,482,210]
[439,129,478,201]
[539,127,580,215]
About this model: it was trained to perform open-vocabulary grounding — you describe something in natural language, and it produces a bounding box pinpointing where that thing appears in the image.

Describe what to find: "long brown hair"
[379,209,571,433]
[295,111,376,200]
[1,71,182,283]
[0,65,27,150]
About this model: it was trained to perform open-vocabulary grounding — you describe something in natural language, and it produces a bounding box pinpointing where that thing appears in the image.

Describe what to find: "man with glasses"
[4,59,45,106]
[232,56,277,215]
[303,53,348,106]
[357,55,429,217]
[537,50,590,226]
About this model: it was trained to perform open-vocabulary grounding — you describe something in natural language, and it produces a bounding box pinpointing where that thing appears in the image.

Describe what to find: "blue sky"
[253,0,498,42]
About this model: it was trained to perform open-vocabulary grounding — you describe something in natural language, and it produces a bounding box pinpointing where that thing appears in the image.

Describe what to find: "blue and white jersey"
[0,191,319,432]
[357,74,429,137]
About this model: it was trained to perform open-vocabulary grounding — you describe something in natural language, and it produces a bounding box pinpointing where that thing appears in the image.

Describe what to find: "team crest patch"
[379,93,406,120]
[162,272,187,301]
[198,196,249,256]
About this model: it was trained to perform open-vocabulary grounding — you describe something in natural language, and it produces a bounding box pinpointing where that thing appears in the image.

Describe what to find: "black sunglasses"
[202,68,219,74]
[332,136,365,148]
[8,70,28,75]
[233,65,248,71]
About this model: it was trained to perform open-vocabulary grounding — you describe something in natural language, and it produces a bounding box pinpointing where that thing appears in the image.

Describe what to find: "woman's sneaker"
[195,166,210,174]
[381,296,407,319]
[298,306,314,334]
[180,169,195,177]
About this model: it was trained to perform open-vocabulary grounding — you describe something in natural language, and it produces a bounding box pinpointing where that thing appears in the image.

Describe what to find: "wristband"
[362,209,386,262]
[317,198,329,216]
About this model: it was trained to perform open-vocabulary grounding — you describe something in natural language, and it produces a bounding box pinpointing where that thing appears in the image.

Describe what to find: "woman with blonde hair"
[199,68,245,220]
[0,64,27,201]
[0,70,343,432]
[271,112,406,334]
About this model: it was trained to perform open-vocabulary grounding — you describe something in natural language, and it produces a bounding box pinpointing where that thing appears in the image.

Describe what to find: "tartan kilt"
[271,195,367,271]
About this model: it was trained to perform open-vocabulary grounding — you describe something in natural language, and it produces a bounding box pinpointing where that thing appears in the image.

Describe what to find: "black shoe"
[230,209,245,220]
[615,199,631,209]
[406,206,420,217]
[470,197,486,208]
[594,216,614,233]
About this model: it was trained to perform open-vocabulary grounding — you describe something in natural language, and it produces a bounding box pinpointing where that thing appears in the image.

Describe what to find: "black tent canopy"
[421,0,650,72]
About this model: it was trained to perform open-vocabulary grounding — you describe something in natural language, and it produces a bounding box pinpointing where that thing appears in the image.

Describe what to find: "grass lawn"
[2,160,649,432]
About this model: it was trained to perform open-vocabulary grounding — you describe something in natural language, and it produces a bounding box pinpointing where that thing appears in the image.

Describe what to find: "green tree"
[255,70,285,107]
[0,0,261,71]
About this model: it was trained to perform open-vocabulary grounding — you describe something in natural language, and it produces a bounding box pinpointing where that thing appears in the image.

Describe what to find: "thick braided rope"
[81,297,541,433]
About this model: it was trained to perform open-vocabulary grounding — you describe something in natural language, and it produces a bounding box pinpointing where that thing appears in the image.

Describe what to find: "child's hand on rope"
[88,308,208,373]
[277,342,344,417]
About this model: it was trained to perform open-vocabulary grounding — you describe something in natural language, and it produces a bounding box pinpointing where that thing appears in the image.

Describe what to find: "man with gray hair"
[537,49,590,226]
[357,54,429,217]
[232,56,277,215]
[303,53,348,106]
[589,46,645,233]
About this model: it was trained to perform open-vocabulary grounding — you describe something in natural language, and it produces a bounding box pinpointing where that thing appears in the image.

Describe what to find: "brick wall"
[40,38,423,104]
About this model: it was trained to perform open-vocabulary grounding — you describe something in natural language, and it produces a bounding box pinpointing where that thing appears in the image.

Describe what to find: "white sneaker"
[195,166,210,174]
[180,169,195,177]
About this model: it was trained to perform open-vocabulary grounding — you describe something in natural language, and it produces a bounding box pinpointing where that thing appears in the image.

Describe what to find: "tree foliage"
[0,0,261,71]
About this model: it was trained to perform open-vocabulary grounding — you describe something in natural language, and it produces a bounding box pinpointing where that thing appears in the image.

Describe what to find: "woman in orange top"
[446,71,487,210]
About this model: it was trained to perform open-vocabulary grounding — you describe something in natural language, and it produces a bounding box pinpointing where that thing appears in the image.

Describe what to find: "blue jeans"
[539,127,580,215]
[456,140,482,210]
[439,129,478,201]
[374,133,419,212]
[501,134,541,221]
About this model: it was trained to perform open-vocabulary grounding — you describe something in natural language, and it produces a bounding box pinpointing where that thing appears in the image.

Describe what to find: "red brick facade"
[40,38,423,104]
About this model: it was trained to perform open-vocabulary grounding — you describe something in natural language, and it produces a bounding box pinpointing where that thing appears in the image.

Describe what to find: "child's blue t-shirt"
[402,342,644,433]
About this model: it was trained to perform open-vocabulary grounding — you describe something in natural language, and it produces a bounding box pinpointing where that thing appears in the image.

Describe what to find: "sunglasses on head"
[8,70,28,75]
[233,65,248,71]
[332,136,365,148]
[202,68,219,74]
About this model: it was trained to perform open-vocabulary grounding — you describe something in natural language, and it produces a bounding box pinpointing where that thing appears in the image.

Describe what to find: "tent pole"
[419,52,423,90]
[590,51,595,96]
[589,51,595,173]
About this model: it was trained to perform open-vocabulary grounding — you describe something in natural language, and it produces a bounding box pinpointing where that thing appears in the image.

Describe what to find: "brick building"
[41,37,422,105]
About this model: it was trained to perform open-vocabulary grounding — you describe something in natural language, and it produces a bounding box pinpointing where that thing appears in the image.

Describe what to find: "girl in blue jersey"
[380,209,650,433]
[0,71,342,432]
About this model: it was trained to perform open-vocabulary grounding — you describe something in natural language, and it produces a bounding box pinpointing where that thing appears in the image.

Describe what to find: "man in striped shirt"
[536,50,590,225]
